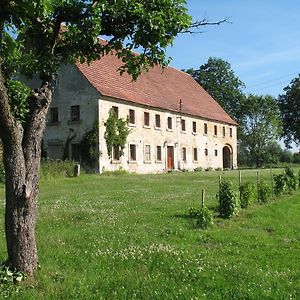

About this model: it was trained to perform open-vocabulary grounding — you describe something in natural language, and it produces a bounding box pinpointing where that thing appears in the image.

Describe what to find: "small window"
[223,126,226,137]
[193,148,198,161]
[71,105,80,121]
[182,147,187,162]
[144,112,150,127]
[214,125,218,136]
[71,144,81,161]
[215,149,218,157]
[230,128,233,137]
[167,117,172,130]
[113,146,120,161]
[204,123,208,135]
[50,107,58,124]
[145,145,151,161]
[205,148,208,156]
[181,119,186,131]
[156,146,162,161]
[129,109,135,125]
[112,106,119,117]
[129,144,136,161]
[155,114,161,128]
[192,121,197,133]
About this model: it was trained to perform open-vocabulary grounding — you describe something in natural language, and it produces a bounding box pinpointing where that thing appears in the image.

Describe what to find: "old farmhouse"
[42,51,238,173]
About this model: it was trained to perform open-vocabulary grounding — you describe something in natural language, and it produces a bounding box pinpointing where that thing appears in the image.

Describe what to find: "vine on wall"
[104,109,129,158]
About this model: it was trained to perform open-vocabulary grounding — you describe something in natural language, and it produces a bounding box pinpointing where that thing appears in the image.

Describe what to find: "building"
[43,52,238,173]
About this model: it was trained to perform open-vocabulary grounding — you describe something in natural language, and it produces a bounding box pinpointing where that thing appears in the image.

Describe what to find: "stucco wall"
[43,65,99,159]
[99,96,237,174]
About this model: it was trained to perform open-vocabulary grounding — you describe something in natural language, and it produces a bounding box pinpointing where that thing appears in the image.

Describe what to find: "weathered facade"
[43,53,238,173]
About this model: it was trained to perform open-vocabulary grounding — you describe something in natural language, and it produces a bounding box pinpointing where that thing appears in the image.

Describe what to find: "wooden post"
[201,189,205,208]
[74,164,80,177]
[239,170,242,201]
[270,167,274,198]
[256,171,260,202]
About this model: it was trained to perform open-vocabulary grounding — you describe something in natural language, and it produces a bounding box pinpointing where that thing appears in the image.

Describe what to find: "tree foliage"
[185,57,245,121]
[238,94,282,167]
[278,75,300,147]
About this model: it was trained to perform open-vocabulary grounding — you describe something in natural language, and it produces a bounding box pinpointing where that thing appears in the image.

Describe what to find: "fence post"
[256,171,260,202]
[239,170,242,201]
[201,189,205,208]
[270,166,274,198]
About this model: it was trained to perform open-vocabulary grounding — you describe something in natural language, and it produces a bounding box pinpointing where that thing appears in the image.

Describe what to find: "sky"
[166,0,300,97]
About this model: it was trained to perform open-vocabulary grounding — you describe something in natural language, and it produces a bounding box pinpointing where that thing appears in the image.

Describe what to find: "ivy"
[80,122,99,166]
[104,109,129,159]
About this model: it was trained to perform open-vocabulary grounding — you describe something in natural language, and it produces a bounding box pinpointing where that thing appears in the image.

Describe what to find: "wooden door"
[167,146,174,170]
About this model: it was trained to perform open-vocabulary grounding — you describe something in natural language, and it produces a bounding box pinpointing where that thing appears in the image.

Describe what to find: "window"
[144,112,150,127]
[167,117,172,130]
[204,123,208,134]
[192,121,197,133]
[113,146,120,161]
[155,114,161,128]
[112,106,119,117]
[129,109,135,125]
[50,107,58,124]
[156,146,162,161]
[193,148,198,161]
[215,149,218,157]
[205,148,208,156]
[129,144,136,161]
[214,125,218,136]
[223,126,226,137]
[181,119,186,131]
[145,145,151,161]
[71,105,80,121]
[182,147,187,162]
[230,128,233,137]
[71,144,81,161]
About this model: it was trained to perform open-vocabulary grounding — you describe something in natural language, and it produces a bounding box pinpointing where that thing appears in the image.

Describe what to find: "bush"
[194,167,203,172]
[40,159,77,179]
[189,206,213,229]
[258,180,271,203]
[239,182,255,209]
[284,166,297,191]
[274,173,286,196]
[217,180,239,218]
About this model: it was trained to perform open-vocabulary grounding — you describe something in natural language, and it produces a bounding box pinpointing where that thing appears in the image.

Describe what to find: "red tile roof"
[76,53,237,125]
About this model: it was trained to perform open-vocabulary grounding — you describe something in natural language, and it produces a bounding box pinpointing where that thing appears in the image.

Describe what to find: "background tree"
[278,75,300,147]
[238,94,282,168]
[0,0,195,275]
[185,57,245,121]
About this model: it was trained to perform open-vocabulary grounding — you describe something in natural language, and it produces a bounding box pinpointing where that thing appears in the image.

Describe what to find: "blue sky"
[166,0,300,97]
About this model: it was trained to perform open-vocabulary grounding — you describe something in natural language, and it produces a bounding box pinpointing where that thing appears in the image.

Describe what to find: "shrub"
[205,167,213,172]
[217,180,239,218]
[274,173,286,196]
[258,180,271,203]
[189,206,213,229]
[194,167,203,172]
[239,182,255,208]
[40,159,77,179]
[284,166,297,191]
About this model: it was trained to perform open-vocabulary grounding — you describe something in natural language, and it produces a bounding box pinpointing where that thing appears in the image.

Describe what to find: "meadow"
[0,168,299,299]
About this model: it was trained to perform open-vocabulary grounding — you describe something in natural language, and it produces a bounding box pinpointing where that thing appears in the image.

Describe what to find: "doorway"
[222,145,232,169]
[167,146,174,170]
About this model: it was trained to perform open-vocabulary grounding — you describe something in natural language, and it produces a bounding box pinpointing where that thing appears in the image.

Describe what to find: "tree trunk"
[0,67,53,275]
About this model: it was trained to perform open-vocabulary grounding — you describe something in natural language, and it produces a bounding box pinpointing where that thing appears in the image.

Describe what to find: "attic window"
[214,125,218,136]
[112,106,119,117]
[144,112,150,127]
[230,128,233,137]
[204,123,208,135]
[181,119,186,132]
[71,105,80,121]
[192,121,197,133]
[223,126,226,137]
[155,114,161,128]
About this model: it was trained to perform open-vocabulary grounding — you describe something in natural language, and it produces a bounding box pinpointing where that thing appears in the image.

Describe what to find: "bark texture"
[0,67,53,275]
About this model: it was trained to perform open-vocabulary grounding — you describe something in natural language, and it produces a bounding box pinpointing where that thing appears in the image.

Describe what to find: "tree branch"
[181,18,231,34]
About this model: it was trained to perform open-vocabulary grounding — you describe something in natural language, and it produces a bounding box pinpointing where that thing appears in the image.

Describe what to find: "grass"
[0,168,299,299]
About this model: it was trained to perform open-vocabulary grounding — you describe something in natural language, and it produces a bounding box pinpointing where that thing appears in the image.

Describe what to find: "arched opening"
[223,145,232,169]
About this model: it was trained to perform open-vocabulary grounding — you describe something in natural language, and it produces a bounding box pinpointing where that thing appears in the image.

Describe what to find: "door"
[167,146,174,170]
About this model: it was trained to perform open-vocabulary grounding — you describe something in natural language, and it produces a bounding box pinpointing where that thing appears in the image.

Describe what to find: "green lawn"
[0,169,299,299]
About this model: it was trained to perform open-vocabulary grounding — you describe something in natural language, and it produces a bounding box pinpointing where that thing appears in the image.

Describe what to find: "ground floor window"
[129,144,137,161]
[193,148,198,161]
[156,146,162,161]
[145,145,151,161]
[113,146,120,161]
[182,147,187,162]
